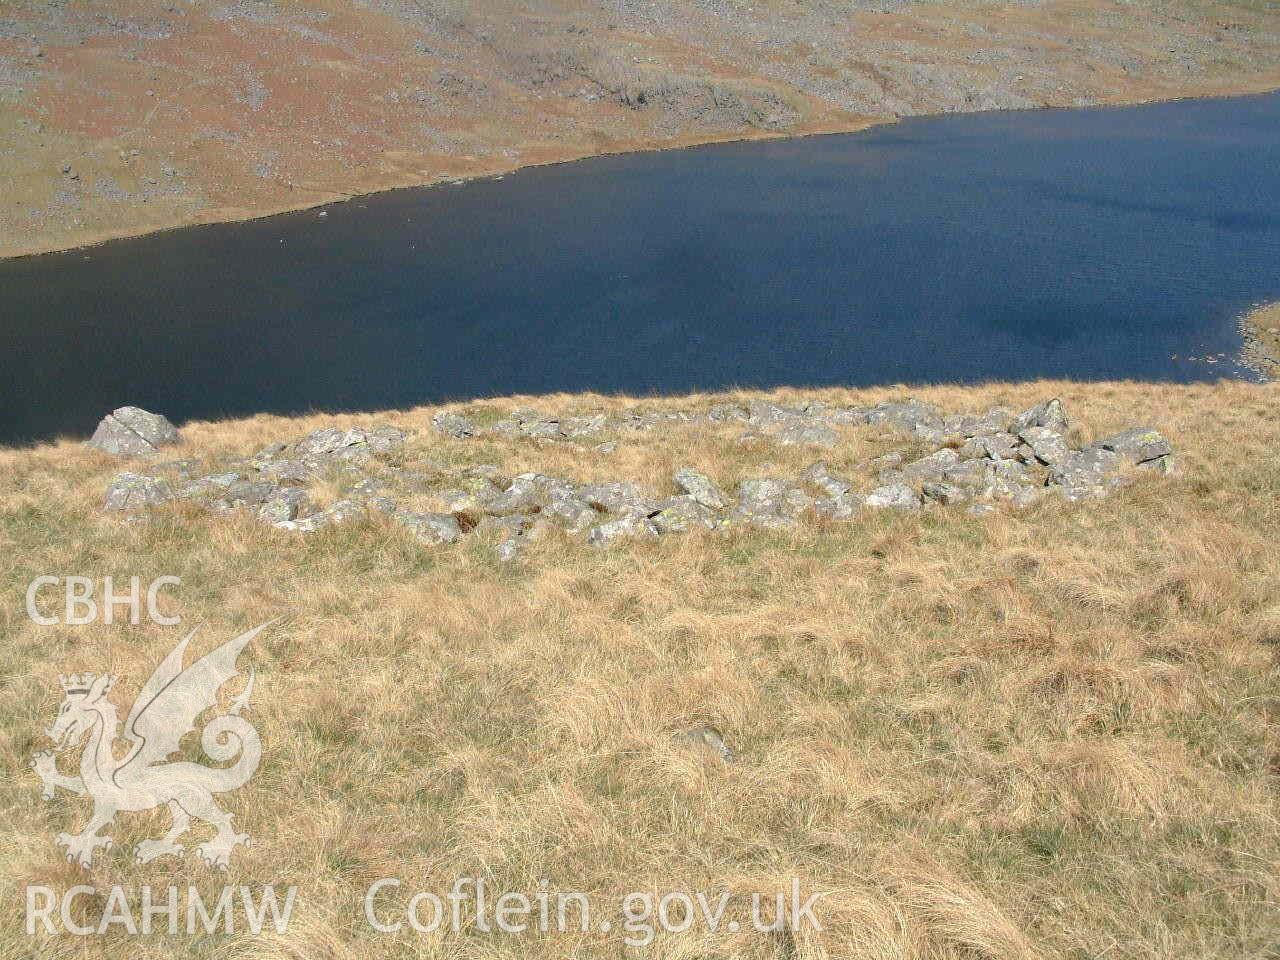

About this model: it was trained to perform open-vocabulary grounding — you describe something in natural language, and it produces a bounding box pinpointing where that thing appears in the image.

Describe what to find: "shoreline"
[1240,302,1280,381]
[8,76,1280,263]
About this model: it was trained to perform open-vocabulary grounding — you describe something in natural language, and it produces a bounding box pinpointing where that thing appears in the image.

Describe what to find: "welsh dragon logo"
[30,623,270,870]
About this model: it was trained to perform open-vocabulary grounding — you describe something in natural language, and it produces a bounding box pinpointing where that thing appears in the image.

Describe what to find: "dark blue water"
[3,91,1279,445]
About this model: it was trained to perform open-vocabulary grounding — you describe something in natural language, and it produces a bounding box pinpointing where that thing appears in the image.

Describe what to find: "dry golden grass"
[2,378,1279,958]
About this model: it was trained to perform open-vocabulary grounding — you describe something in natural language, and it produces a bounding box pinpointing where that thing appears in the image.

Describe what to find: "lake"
[2,91,1278,446]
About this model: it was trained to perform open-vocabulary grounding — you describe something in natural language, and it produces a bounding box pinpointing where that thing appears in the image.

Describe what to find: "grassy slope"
[2,378,1279,958]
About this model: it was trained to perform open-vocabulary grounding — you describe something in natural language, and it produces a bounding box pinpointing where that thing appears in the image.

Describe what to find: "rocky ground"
[4,0,1280,257]
[1241,301,1280,378]
[94,394,1174,563]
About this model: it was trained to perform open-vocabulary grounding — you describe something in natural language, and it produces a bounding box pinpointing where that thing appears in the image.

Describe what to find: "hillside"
[4,0,1280,257]
[4,379,1279,957]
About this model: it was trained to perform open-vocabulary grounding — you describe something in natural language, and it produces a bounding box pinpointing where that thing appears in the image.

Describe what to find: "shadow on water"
[2,91,1279,445]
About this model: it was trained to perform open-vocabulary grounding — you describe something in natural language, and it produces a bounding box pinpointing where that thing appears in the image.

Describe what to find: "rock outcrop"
[100,396,1176,560]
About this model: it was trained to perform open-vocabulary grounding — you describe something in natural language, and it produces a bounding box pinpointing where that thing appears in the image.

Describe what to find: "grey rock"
[773,418,837,447]
[922,481,969,505]
[651,496,721,533]
[674,725,734,763]
[865,399,943,434]
[432,411,476,439]
[1018,426,1071,466]
[258,459,312,484]
[674,468,728,509]
[366,425,408,453]
[440,478,503,512]
[393,510,462,544]
[899,448,961,483]
[223,480,276,507]
[967,503,997,517]
[960,432,1020,461]
[1012,398,1068,434]
[942,459,992,487]
[801,461,852,499]
[594,441,619,454]
[579,481,657,517]
[545,494,598,533]
[259,487,310,525]
[813,491,866,519]
[1097,427,1172,464]
[865,482,920,510]
[199,472,242,488]
[1048,447,1122,487]
[87,407,179,456]
[104,473,173,511]
[946,407,1014,438]
[294,427,346,457]
[587,514,658,547]
[486,475,544,514]
[561,414,607,437]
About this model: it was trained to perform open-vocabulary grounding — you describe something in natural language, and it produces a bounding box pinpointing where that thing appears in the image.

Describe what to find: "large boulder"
[87,407,178,457]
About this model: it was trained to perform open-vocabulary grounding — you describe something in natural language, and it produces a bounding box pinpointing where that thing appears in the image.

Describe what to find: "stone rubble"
[99,397,1177,559]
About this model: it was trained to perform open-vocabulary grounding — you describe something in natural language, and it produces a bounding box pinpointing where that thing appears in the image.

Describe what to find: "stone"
[1048,447,1122,487]
[946,407,1014,438]
[587,515,658,546]
[486,475,544,514]
[259,488,310,525]
[294,427,346,457]
[801,462,852,499]
[561,414,607,437]
[104,473,173,511]
[440,478,503,512]
[865,483,920,510]
[432,411,476,439]
[773,419,837,447]
[366,425,408,453]
[922,481,969,505]
[495,538,523,562]
[813,492,866,519]
[1011,398,1068,434]
[1018,426,1071,466]
[579,481,656,517]
[962,432,1020,461]
[1097,427,1172,464]
[864,399,943,434]
[674,725,734,763]
[393,510,462,544]
[544,494,598,533]
[674,468,728,509]
[967,503,997,517]
[87,407,178,456]
[223,480,276,507]
[258,459,312,484]
[898,448,961,483]
[651,496,721,533]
